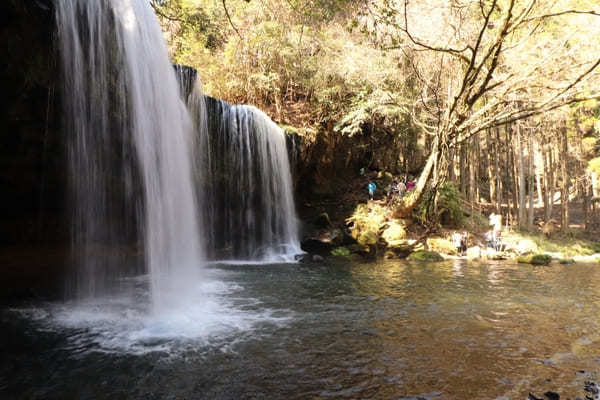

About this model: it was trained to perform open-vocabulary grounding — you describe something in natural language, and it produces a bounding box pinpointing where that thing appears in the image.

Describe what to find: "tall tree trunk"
[448,148,456,183]
[543,143,550,220]
[476,135,481,205]
[548,140,556,220]
[534,139,543,205]
[509,125,519,228]
[517,123,526,229]
[527,133,535,230]
[487,129,496,204]
[460,143,467,196]
[469,137,476,204]
[495,127,502,214]
[394,135,441,218]
[560,125,569,232]
[583,175,590,231]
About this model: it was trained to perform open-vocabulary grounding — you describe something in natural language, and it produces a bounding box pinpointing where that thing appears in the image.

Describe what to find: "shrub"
[413,182,464,227]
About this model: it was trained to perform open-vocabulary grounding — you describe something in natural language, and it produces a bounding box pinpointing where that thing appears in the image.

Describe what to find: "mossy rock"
[331,246,351,257]
[558,258,575,265]
[517,254,552,266]
[381,220,406,247]
[514,239,539,255]
[426,237,456,255]
[347,203,387,245]
[408,250,444,262]
[357,230,378,246]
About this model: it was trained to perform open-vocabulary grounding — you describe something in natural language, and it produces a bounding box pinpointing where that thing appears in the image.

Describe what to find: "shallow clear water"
[2,260,600,399]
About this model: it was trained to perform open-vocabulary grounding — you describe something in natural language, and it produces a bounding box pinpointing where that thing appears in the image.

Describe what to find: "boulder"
[357,230,378,246]
[466,246,481,260]
[381,220,407,247]
[301,238,332,255]
[517,254,552,266]
[558,258,575,265]
[408,250,444,262]
[427,237,456,255]
[314,212,332,229]
[514,239,539,255]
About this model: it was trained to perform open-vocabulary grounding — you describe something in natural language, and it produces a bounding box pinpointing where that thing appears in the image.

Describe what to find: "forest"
[152,0,600,240]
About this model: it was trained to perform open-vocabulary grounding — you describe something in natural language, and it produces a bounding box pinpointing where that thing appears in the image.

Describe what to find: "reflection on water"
[2,260,600,399]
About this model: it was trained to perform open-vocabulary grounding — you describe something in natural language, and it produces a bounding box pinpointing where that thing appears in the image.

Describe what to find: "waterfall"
[56,0,204,307]
[186,90,302,262]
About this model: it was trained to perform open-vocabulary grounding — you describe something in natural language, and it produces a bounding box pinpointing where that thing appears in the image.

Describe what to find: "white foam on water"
[10,276,291,356]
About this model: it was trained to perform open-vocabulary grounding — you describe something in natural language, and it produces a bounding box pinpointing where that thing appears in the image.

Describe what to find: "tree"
[363,0,600,217]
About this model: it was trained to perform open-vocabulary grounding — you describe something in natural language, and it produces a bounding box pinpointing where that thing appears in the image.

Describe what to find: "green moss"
[331,246,351,257]
[504,230,600,257]
[559,258,575,265]
[517,254,552,266]
[357,230,378,246]
[347,203,387,246]
[408,250,444,262]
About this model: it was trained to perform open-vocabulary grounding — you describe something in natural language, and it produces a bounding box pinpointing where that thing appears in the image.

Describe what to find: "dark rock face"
[287,126,426,203]
[0,0,67,246]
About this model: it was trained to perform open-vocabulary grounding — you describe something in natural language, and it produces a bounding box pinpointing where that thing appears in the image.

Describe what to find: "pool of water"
[2,259,600,399]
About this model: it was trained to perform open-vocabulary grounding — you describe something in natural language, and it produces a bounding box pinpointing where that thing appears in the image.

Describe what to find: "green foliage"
[588,157,600,175]
[437,182,465,227]
[413,182,464,227]
[517,254,552,266]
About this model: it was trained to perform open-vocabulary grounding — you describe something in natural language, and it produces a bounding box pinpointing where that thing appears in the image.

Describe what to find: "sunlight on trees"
[153,0,600,229]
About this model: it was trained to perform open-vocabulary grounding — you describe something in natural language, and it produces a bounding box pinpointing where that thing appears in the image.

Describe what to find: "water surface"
[2,260,600,399]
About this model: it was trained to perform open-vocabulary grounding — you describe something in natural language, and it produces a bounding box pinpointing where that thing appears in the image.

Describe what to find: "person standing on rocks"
[368,181,376,200]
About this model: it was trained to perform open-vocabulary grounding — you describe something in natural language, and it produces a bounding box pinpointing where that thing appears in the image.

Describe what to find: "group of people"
[452,231,468,256]
[486,212,505,251]
[484,230,505,251]
[366,175,416,201]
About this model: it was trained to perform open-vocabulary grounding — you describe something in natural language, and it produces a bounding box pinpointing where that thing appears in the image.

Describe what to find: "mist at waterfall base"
[44,0,300,352]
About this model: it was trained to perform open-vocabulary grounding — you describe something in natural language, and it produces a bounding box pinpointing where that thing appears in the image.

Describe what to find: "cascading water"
[184,84,301,262]
[56,0,204,308]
